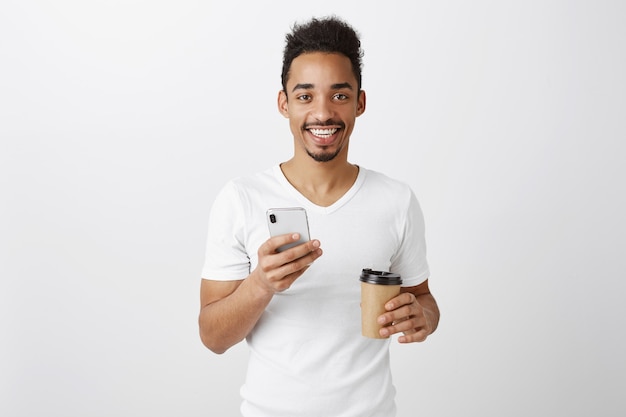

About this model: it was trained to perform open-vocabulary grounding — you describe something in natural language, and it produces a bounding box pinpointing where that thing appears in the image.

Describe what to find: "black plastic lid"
[360,268,402,285]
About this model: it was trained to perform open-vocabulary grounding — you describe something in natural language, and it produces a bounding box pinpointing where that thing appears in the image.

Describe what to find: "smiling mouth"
[308,128,338,138]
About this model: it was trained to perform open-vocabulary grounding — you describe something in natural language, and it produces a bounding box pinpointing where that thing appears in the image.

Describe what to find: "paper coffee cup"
[360,269,402,338]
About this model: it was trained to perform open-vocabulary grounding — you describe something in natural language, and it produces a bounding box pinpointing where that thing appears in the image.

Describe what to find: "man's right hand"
[251,233,323,294]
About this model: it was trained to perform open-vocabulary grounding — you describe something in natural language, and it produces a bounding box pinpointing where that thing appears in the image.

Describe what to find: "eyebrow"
[291,82,354,93]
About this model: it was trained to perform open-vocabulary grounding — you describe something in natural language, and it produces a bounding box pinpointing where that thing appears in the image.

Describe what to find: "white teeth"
[309,128,338,137]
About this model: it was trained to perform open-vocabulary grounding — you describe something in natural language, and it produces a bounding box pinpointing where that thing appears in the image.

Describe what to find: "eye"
[297,94,312,101]
[333,93,349,101]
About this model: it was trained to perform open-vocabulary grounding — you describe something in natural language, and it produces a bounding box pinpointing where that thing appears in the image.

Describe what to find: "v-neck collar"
[272,164,367,215]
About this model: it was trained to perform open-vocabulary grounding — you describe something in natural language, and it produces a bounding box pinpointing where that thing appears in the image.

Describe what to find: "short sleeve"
[200,181,251,281]
[390,189,430,287]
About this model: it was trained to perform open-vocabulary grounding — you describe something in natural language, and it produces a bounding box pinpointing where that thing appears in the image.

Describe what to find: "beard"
[306,146,342,162]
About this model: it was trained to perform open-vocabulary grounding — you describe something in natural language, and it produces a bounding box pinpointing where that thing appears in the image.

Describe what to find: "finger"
[261,233,303,255]
[259,244,321,288]
[277,238,320,262]
[277,246,323,276]
[259,237,319,272]
[378,315,415,338]
[270,264,312,292]
[398,328,429,343]
[378,304,414,327]
[384,292,415,311]
[269,247,323,291]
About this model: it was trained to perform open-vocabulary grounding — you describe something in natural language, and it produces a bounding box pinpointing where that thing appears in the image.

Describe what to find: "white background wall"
[2,1,625,416]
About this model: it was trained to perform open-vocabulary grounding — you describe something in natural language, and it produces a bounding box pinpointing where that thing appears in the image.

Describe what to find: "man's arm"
[376,279,440,343]
[198,234,322,354]
[199,278,270,354]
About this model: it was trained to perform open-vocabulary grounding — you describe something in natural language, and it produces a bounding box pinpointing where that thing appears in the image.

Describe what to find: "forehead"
[286,52,356,89]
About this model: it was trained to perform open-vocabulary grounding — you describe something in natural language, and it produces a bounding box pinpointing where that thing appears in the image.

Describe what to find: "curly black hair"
[281,16,364,93]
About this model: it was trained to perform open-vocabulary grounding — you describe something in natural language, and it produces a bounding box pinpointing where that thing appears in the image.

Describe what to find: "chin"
[306,148,341,162]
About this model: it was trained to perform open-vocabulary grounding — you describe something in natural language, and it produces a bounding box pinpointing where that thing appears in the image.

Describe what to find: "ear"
[356,90,366,117]
[277,90,289,118]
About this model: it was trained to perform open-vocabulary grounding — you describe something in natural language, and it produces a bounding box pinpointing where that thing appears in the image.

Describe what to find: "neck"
[280,157,359,207]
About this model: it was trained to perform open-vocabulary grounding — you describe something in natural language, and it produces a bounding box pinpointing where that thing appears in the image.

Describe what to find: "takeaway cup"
[360,269,402,338]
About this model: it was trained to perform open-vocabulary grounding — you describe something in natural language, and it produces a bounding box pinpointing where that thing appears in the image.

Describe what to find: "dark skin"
[199,51,439,354]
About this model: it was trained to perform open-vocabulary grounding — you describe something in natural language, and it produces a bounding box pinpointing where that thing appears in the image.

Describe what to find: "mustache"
[303,120,345,129]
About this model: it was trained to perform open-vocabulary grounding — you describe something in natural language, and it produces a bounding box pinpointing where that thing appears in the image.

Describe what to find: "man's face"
[278,52,366,163]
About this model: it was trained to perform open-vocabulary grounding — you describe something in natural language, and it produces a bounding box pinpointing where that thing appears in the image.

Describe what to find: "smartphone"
[266,207,311,252]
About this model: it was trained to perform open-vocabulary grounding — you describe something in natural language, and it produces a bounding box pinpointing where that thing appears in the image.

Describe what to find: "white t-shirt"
[202,165,430,417]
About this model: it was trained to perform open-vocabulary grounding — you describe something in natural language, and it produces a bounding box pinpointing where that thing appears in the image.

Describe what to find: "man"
[199,16,439,417]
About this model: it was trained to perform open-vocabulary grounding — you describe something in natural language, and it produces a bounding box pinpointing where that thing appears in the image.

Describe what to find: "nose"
[311,97,334,123]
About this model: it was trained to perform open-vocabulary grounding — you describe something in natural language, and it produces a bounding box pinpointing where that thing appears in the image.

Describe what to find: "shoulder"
[226,166,276,190]
[360,167,413,199]
[211,166,285,219]
[216,166,277,200]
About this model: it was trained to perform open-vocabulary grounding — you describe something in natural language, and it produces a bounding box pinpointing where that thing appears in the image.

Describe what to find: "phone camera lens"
[269,214,276,223]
